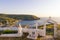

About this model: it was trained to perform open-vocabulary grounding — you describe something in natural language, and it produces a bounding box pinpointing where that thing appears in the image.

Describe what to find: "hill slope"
[0,14,40,26]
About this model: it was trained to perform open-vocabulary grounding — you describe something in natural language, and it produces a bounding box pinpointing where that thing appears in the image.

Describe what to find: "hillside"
[0,14,40,20]
[0,14,40,27]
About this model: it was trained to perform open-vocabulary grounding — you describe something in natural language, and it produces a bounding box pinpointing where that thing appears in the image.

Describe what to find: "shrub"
[2,30,18,34]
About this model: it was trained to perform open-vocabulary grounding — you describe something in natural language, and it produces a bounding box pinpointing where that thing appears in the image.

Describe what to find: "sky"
[0,0,60,17]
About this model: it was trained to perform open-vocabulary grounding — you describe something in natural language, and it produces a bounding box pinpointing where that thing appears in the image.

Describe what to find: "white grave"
[0,24,23,37]
[27,23,38,39]
[44,17,58,38]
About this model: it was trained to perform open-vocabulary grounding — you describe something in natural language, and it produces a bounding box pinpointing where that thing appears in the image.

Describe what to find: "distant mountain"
[0,14,40,20]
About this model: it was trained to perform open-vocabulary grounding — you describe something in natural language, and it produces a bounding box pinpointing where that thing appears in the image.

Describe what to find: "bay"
[18,17,60,27]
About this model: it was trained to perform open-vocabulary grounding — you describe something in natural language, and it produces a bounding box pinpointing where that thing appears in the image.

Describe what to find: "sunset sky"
[0,0,60,17]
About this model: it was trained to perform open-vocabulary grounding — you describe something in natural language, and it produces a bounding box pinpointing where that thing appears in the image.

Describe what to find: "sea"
[18,17,60,26]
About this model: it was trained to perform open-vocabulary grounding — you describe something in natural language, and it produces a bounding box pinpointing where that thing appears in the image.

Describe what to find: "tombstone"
[27,30,38,39]
[27,23,38,39]
[18,24,23,36]
[43,17,58,38]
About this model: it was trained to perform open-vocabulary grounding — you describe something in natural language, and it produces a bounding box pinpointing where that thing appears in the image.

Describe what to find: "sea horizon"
[40,17,60,24]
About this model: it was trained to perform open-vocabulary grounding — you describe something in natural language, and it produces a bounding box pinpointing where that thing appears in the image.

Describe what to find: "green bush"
[2,30,18,34]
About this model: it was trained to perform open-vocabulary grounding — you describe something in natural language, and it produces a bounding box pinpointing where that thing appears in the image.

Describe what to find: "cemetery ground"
[0,24,60,40]
[0,33,54,40]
